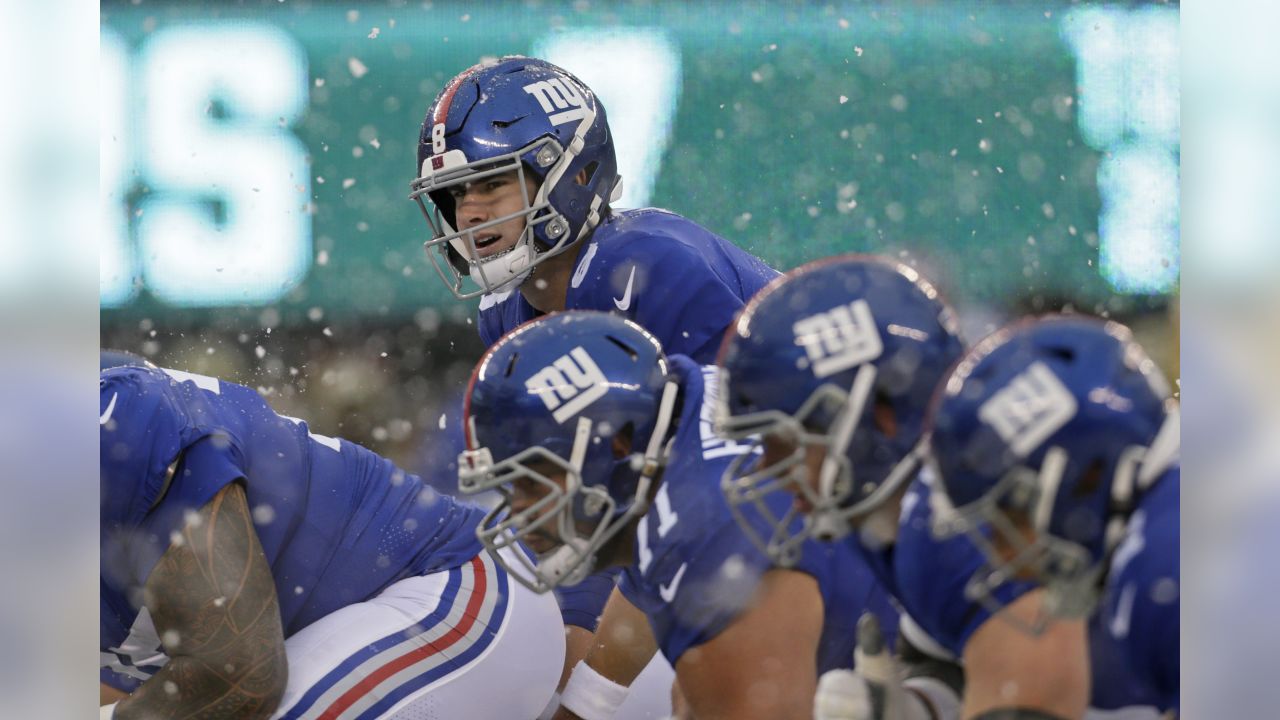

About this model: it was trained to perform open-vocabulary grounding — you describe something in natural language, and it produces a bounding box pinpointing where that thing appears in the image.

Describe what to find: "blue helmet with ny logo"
[927,315,1176,621]
[459,311,677,593]
[716,254,964,565]
[410,56,621,299]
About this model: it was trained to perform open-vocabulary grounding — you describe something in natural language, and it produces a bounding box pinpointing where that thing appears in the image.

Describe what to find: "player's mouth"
[473,233,503,255]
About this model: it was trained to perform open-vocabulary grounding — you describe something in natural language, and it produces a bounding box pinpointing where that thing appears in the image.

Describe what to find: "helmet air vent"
[604,335,639,362]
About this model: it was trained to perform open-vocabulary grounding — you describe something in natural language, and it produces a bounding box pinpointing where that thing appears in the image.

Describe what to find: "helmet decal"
[525,347,609,423]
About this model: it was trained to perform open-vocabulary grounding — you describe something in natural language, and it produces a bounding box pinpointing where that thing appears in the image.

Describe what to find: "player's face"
[449,169,540,259]
[506,458,600,556]
[508,462,567,555]
[759,430,828,513]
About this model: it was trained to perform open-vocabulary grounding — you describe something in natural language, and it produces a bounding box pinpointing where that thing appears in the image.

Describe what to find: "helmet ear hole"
[1046,346,1076,363]
[603,334,639,361]
[579,161,599,186]
[503,352,521,378]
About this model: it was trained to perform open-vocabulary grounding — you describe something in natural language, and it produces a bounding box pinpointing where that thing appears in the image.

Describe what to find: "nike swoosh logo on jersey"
[1109,583,1136,639]
[659,562,688,603]
[613,266,636,311]
[100,392,119,425]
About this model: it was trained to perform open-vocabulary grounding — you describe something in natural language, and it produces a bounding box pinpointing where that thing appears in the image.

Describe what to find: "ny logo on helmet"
[525,347,609,423]
[523,78,588,126]
[792,299,884,379]
[977,362,1078,457]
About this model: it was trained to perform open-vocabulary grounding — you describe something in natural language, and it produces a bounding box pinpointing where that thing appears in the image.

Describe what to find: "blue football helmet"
[927,315,1176,621]
[459,311,678,593]
[716,254,964,566]
[410,56,622,299]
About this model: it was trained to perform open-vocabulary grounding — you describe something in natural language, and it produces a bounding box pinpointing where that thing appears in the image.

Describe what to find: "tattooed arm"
[115,482,288,720]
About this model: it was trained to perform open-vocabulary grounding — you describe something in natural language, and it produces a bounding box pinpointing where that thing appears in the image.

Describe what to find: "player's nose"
[456,197,488,229]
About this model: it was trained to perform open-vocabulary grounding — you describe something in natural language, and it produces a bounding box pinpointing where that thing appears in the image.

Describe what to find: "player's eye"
[447,185,468,200]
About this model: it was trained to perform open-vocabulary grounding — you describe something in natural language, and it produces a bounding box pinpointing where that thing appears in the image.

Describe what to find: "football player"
[410,55,777,364]
[715,255,970,720]
[928,316,1180,717]
[458,312,898,720]
[715,257,1165,720]
[100,365,564,719]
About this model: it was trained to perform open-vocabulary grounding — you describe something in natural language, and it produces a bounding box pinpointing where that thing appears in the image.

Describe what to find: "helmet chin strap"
[458,233,537,294]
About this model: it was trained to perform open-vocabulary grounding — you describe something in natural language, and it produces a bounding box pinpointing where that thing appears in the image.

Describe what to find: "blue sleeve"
[128,434,249,587]
[634,518,773,664]
[100,368,182,532]
[554,568,622,632]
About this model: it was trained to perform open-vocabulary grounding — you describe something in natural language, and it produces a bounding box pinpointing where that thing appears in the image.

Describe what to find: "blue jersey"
[889,475,1036,659]
[619,356,898,670]
[100,366,486,690]
[478,208,779,364]
[554,566,623,633]
[1100,465,1180,712]
[889,473,1167,714]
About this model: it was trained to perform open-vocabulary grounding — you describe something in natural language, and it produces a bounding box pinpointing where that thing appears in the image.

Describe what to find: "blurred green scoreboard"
[100,1,1178,323]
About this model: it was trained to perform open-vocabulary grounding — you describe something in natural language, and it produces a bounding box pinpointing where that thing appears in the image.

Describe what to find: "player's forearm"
[584,588,658,685]
[118,482,289,719]
[555,589,657,720]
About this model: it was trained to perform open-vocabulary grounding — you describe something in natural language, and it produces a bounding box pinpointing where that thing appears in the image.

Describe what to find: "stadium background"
[99,0,1179,489]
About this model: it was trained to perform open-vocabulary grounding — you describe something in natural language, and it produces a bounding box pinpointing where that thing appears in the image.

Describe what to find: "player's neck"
[600,518,640,568]
[520,240,589,313]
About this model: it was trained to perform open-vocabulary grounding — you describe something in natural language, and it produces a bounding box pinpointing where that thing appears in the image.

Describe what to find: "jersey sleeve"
[100,369,184,533]
[627,513,773,665]
[100,367,249,540]
[166,433,249,512]
[555,568,623,632]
